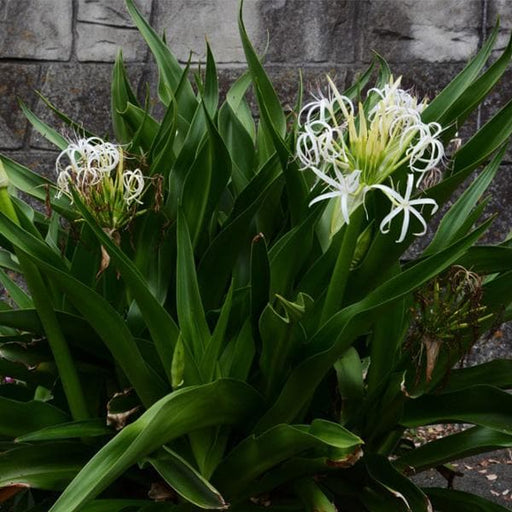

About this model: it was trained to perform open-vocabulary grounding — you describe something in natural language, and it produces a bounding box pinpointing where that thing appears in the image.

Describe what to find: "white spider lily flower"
[55,137,145,230]
[309,169,362,225]
[371,174,439,243]
[123,169,145,205]
[297,75,445,239]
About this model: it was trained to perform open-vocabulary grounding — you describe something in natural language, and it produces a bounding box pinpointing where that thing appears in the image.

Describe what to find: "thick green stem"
[0,163,89,421]
[321,207,363,324]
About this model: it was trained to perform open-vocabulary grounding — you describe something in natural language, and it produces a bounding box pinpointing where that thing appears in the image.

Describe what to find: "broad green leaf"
[0,308,108,360]
[125,0,196,119]
[439,31,512,130]
[16,420,112,442]
[0,213,166,406]
[0,397,68,437]
[203,42,219,117]
[250,233,270,340]
[0,156,75,220]
[76,501,178,512]
[456,246,512,274]
[366,454,431,512]
[34,91,96,140]
[112,50,141,143]
[18,99,68,150]
[424,146,504,255]
[293,478,336,512]
[396,426,512,472]
[118,102,159,152]
[198,155,282,311]
[0,267,32,308]
[176,209,210,362]
[143,446,228,510]
[422,23,498,123]
[48,380,263,512]
[238,0,285,138]
[402,385,512,434]
[0,443,92,490]
[443,360,512,392]
[70,191,179,382]
[425,487,511,512]
[255,220,491,432]
[213,419,362,500]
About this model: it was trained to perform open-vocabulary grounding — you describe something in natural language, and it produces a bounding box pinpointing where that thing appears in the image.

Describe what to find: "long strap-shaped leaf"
[125,0,196,119]
[421,23,498,123]
[0,213,166,407]
[402,384,512,434]
[396,426,512,472]
[425,487,511,512]
[70,190,179,382]
[49,380,263,512]
[213,419,362,500]
[255,219,491,433]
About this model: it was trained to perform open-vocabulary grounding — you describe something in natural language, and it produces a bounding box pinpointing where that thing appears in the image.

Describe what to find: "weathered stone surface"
[152,0,260,63]
[0,0,72,60]
[77,0,152,28]
[259,0,356,63]
[29,63,145,149]
[76,23,147,62]
[361,0,480,62]
[0,64,40,149]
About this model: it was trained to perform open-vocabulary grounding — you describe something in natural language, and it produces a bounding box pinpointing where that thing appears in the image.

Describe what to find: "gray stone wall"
[0,0,511,241]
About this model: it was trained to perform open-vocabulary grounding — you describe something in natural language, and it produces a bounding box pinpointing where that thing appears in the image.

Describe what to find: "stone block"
[0,64,40,149]
[259,0,356,63]
[361,0,480,62]
[152,0,260,63]
[29,63,145,149]
[0,0,72,60]
[76,23,147,62]
[77,0,152,28]
[488,0,512,61]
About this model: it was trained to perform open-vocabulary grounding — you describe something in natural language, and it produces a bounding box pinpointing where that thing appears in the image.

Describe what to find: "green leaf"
[255,220,491,432]
[203,42,219,117]
[396,426,512,472]
[402,385,512,434]
[176,209,210,362]
[143,446,228,510]
[118,102,159,152]
[443,360,512,392]
[425,487,511,512]
[0,443,92,491]
[0,267,32,308]
[48,380,263,512]
[18,99,68,150]
[213,419,362,500]
[70,191,180,383]
[456,246,512,274]
[238,0,285,138]
[0,397,68,437]
[366,454,432,512]
[293,478,336,512]
[15,420,112,442]
[112,50,141,143]
[422,23,498,123]
[0,155,75,219]
[198,155,282,311]
[424,146,504,255]
[125,0,196,119]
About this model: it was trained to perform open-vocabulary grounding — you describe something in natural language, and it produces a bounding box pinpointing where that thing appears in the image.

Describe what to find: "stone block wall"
[0,0,511,242]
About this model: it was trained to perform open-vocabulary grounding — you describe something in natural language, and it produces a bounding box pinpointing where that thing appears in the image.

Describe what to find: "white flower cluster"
[297,77,444,243]
[56,137,144,206]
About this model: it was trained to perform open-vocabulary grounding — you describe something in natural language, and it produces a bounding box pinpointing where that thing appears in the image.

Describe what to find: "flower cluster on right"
[297,77,445,242]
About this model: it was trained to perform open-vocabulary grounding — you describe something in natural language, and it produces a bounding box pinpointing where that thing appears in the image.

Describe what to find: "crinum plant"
[1,1,512,511]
